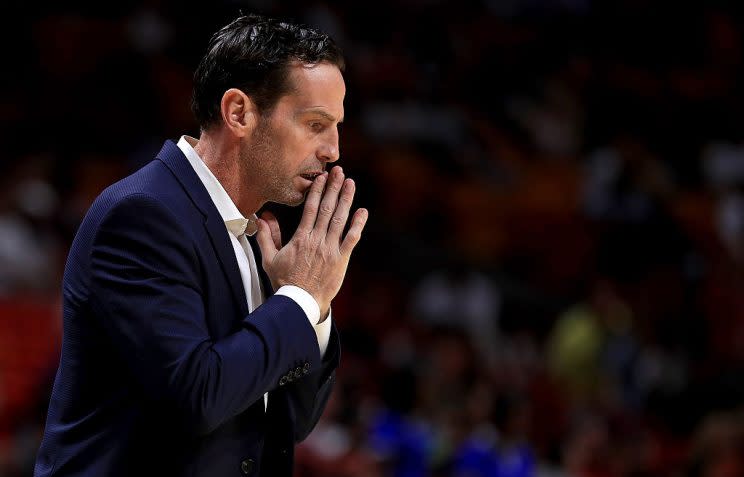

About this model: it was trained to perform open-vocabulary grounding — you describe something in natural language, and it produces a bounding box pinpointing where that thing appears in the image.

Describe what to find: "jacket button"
[303,362,310,374]
[241,458,255,475]
[279,375,288,386]
[294,366,303,379]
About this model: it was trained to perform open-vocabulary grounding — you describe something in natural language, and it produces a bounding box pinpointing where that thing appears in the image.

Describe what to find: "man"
[34,14,366,477]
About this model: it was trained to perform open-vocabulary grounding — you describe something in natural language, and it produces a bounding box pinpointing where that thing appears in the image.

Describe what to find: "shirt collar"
[176,135,258,237]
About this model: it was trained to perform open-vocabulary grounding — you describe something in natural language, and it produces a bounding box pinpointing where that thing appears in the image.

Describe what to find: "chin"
[286,196,304,207]
[274,190,305,207]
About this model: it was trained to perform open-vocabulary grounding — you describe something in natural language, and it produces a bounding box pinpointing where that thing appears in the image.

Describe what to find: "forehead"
[280,62,345,118]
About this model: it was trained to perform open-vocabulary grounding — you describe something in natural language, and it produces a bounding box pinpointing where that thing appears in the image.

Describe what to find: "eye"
[309,122,324,133]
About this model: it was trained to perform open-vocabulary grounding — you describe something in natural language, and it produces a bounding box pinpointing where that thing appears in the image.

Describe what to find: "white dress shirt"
[177,136,332,411]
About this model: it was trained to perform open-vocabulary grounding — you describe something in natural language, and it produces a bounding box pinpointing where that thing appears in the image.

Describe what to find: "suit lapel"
[156,140,249,318]
[204,214,250,317]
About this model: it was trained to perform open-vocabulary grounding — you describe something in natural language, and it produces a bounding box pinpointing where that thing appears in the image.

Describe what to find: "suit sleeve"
[88,193,322,436]
[286,321,341,442]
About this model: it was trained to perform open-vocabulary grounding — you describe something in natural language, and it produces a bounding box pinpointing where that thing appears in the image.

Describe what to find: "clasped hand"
[256,166,368,321]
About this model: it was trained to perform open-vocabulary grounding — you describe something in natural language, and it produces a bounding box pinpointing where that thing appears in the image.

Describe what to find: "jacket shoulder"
[93,160,181,215]
[63,159,194,304]
[69,159,201,262]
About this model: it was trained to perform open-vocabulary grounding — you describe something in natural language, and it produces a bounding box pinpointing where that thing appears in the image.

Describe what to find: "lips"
[300,171,323,181]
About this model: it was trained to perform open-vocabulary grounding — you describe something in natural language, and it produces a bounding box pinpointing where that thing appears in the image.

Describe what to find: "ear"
[220,88,257,138]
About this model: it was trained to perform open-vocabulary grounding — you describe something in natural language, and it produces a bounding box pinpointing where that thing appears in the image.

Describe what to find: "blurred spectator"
[0,159,61,295]
[687,411,744,477]
[411,261,502,365]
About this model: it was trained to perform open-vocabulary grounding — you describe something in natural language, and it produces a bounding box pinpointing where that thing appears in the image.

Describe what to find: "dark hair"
[191,14,345,130]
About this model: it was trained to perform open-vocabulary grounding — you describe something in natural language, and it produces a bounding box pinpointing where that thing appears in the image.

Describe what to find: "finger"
[261,211,282,250]
[296,172,327,233]
[340,208,368,256]
[327,178,355,244]
[314,166,344,234]
[255,219,278,266]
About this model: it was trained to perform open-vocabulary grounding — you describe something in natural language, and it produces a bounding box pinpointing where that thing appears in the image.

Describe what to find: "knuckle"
[320,204,334,215]
[294,233,309,247]
[308,233,321,248]
[295,224,309,236]
[330,215,344,226]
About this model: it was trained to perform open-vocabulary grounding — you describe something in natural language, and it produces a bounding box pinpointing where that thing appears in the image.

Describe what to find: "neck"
[193,128,264,217]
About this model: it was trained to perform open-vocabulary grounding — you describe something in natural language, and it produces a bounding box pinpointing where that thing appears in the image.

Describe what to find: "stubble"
[242,117,304,207]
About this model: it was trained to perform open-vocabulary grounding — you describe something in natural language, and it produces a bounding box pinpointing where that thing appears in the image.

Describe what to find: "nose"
[317,131,340,164]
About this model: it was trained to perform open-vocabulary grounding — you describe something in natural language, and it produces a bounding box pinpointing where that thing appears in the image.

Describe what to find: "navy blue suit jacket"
[34,140,340,477]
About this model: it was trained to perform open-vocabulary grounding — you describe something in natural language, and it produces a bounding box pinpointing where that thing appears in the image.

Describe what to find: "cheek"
[269,120,319,172]
[288,129,319,165]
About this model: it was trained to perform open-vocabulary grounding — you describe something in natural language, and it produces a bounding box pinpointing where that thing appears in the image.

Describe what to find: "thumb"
[255,219,278,266]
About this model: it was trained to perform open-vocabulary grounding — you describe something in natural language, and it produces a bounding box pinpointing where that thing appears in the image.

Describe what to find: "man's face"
[242,61,345,206]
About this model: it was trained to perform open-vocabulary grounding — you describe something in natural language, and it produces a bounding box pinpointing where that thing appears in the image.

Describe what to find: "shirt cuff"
[315,308,332,358]
[275,285,331,357]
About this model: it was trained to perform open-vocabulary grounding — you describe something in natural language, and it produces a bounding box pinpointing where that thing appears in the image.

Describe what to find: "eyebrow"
[299,108,344,123]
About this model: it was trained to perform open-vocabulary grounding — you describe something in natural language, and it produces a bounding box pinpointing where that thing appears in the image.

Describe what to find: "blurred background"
[3,0,744,476]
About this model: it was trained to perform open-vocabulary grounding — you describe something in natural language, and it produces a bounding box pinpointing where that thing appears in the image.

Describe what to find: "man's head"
[192,14,346,206]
